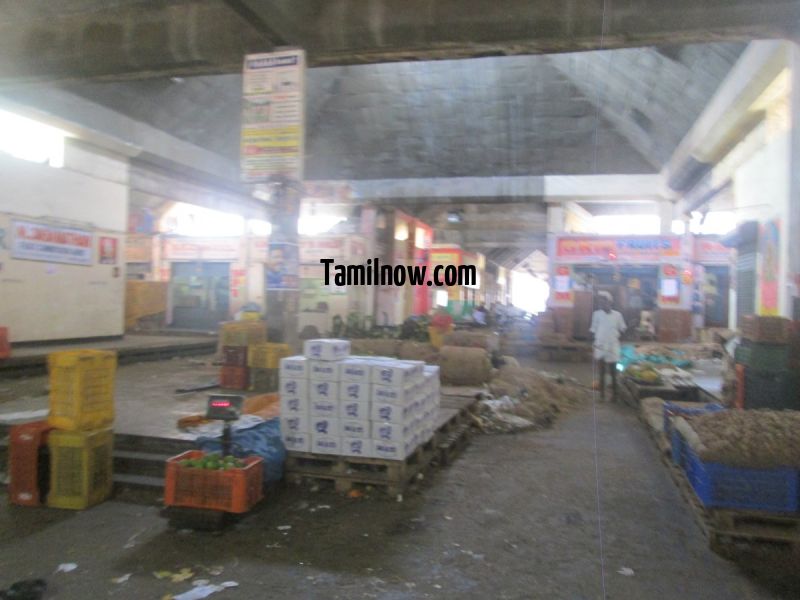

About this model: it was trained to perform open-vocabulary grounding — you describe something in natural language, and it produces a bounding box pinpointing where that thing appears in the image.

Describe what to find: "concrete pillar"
[265,179,302,352]
[789,43,800,318]
[546,204,565,234]
[659,200,674,235]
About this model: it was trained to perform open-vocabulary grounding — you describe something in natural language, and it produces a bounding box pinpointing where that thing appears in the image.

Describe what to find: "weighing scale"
[162,394,246,531]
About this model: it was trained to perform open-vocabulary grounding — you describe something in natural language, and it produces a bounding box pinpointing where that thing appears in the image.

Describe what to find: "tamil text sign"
[12,220,92,266]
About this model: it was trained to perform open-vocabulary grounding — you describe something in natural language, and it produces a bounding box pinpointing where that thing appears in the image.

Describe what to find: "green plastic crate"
[734,342,789,373]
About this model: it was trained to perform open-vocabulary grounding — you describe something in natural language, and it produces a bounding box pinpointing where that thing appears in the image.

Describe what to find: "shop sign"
[162,237,241,261]
[694,238,732,264]
[126,234,153,263]
[12,220,92,266]
[241,49,305,182]
[300,237,346,263]
[430,249,461,267]
[555,236,681,264]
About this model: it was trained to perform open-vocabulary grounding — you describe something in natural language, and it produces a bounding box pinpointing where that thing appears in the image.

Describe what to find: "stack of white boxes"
[279,339,441,461]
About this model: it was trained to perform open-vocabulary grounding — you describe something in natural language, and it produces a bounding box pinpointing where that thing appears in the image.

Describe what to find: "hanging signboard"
[555,236,681,264]
[12,220,93,266]
[241,49,306,182]
[758,220,780,316]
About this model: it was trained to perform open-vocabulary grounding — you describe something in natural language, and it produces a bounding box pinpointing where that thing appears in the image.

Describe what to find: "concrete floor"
[1,356,797,598]
[0,356,219,438]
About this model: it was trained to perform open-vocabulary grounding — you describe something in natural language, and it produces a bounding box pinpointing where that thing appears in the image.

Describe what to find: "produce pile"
[439,346,492,386]
[625,362,663,385]
[674,410,800,469]
[178,453,246,470]
[478,365,588,431]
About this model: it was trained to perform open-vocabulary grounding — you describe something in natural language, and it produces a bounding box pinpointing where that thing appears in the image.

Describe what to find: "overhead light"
[447,210,462,223]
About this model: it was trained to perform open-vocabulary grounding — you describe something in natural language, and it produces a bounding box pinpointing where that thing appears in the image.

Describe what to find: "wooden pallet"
[656,437,800,554]
[286,404,475,495]
[286,438,437,496]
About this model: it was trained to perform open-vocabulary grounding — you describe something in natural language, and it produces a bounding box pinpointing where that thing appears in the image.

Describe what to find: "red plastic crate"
[163,451,264,513]
[0,326,9,359]
[9,420,53,506]
[220,366,249,390]
[221,345,248,367]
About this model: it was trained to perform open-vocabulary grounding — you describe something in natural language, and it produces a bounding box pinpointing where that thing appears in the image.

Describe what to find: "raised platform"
[0,333,218,377]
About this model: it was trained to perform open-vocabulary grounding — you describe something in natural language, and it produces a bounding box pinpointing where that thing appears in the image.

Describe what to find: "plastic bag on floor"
[197,417,285,483]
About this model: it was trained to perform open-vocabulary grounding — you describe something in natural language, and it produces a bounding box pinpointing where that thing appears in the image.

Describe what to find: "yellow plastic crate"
[47,428,114,510]
[48,350,116,431]
[220,321,267,346]
[247,342,291,369]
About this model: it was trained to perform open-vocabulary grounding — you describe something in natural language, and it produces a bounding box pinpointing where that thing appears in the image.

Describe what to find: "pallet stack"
[9,350,116,509]
[279,339,441,462]
[218,321,267,391]
[734,315,799,410]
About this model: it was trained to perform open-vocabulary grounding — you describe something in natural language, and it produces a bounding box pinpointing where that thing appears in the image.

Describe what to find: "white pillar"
[659,200,674,235]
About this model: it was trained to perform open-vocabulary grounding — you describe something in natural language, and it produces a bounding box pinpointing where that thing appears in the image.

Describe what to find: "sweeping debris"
[474,366,589,432]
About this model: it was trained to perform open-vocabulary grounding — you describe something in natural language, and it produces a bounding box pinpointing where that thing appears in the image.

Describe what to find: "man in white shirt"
[590,291,626,401]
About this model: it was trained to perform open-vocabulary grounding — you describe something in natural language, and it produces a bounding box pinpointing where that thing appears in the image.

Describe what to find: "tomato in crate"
[164,450,264,513]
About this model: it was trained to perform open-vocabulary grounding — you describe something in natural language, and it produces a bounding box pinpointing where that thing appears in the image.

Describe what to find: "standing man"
[590,291,627,401]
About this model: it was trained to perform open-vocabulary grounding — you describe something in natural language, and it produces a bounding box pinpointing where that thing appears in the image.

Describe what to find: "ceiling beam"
[0,0,797,84]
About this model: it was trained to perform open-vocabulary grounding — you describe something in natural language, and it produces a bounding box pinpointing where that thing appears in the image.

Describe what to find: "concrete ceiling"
[0,0,795,83]
[54,42,743,181]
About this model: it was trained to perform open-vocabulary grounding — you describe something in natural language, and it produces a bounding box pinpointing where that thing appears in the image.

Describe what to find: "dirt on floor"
[0,358,797,599]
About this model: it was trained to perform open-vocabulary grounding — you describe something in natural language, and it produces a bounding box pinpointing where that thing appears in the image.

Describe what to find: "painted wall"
[732,118,791,317]
[0,142,128,342]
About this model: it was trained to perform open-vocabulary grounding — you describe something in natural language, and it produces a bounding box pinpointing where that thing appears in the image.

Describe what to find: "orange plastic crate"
[9,420,53,506]
[0,326,9,359]
[164,451,264,513]
[220,366,249,390]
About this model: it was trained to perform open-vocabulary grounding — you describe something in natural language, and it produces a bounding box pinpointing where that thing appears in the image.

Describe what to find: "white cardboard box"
[280,356,308,379]
[341,437,372,458]
[310,398,338,418]
[339,399,370,421]
[281,413,309,435]
[309,379,339,402]
[341,419,370,439]
[372,439,414,461]
[308,360,340,381]
[280,395,308,415]
[311,434,341,455]
[279,378,307,400]
[371,401,415,424]
[339,381,370,403]
[371,421,415,444]
[282,432,310,453]
[304,339,351,361]
[338,359,373,383]
[311,416,340,437]
[370,362,416,387]
[405,360,426,382]
[372,384,415,405]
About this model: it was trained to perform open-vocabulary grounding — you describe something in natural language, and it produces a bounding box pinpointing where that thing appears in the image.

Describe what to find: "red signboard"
[555,236,681,264]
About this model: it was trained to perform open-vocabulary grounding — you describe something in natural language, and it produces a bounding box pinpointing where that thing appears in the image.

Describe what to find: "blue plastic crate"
[683,444,799,513]
[662,402,725,437]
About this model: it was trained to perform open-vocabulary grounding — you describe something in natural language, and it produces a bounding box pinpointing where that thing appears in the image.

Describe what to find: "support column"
[659,200,674,235]
[789,43,800,318]
[265,178,302,353]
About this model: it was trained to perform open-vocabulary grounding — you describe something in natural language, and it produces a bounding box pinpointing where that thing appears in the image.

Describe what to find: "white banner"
[12,220,93,266]
[241,49,306,182]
